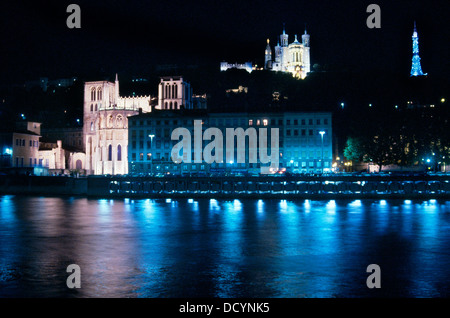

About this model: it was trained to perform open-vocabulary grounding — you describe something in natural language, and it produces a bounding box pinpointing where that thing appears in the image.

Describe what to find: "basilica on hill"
[264,26,311,79]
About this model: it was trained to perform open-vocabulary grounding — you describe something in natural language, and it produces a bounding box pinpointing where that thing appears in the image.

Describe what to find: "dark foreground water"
[0,195,449,298]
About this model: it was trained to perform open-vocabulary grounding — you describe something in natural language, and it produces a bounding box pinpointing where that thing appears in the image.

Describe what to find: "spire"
[283,23,286,35]
[115,73,118,82]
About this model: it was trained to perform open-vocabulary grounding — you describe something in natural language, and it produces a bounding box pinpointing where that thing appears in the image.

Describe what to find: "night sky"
[0,0,449,85]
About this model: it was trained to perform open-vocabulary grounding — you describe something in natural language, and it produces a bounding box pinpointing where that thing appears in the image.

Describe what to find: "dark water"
[0,195,449,298]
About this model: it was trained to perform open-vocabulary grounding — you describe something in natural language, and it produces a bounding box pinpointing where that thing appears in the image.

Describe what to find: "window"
[301,129,306,136]
[22,140,25,146]
[147,153,152,161]
[97,88,102,100]
[294,130,299,136]
[108,145,112,161]
[29,140,32,147]
[91,88,96,101]
[249,119,253,126]
[139,153,144,161]
[286,119,290,125]
[263,119,268,126]
[294,119,298,125]
[131,153,136,161]
[309,119,313,125]
[309,129,313,136]
[90,104,93,112]
[286,130,291,136]
[324,119,328,125]
[256,119,260,126]
[301,119,306,125]
[117,145,122,161]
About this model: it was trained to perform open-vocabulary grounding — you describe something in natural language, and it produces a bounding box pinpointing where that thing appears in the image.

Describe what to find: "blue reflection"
[1,196,450,298]
[304,199,311,213]
[0,195,15,222]
[326,200,336,214]
[209,199,220,212]
[257,199,264,214]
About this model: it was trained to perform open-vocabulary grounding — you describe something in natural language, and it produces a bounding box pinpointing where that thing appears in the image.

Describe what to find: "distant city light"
[369,103,372,107]
[441,98,446,103]
[5,148,12,155]
[340,102,345,109]
[426,159,431,163]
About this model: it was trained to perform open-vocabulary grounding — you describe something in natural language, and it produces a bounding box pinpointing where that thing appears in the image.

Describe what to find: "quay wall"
[1,175,448,199]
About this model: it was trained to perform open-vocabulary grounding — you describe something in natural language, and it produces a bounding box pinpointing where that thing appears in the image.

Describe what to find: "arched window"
[90,122,94,131]
[172,85,175,99]
[116,115,123,128]
[165,102,168,109]
[90,104,93,112]
[117,145,122,161]
[95,104,98,111]
[108,145,112,161]
[97,87,102,100]
[174,85,178,98]
[170,102,173,109]
[91,88,96,101]
[174,101,178,109]
[107,115,114,128]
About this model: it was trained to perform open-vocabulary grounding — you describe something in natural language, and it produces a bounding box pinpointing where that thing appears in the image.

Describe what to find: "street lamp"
[319,131,325,174]
[148,134,155,175]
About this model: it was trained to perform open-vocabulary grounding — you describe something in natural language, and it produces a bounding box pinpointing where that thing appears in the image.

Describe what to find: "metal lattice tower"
[410,21,427,76]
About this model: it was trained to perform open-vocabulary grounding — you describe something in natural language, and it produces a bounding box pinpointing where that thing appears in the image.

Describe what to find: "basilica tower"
[264,39,272,70]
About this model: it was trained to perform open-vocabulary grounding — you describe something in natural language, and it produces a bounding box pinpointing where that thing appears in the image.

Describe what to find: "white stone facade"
[265,28,311,79]
[83,75,152,175]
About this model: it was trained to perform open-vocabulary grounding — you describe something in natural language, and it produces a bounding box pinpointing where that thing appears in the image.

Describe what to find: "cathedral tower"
[264,39,272,70]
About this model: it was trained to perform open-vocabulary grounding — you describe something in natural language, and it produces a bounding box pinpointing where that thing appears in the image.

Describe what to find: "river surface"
[0,195,449,298]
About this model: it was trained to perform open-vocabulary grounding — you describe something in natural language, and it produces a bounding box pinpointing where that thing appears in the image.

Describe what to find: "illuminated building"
[265,26,311,79]
[83,75,205,175]
[128,110,332,175]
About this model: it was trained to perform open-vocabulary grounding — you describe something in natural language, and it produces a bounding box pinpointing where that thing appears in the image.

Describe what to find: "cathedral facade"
[83,75,153,175]
[265,27,311,79]
[83,75,197,175]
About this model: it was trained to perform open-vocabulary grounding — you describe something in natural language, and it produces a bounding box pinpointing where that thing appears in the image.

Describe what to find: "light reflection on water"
[0,195,449,298]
